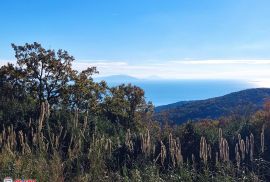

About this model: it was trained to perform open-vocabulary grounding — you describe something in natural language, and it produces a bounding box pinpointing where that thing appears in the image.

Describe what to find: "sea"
[105,79,257,106]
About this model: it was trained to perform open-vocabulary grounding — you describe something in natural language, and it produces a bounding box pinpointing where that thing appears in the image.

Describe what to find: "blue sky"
[1,0,270,85]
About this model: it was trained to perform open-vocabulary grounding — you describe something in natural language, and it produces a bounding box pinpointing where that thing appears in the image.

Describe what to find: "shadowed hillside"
[155,88,270,124]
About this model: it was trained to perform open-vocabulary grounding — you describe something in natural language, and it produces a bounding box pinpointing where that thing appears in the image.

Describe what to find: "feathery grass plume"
[125,129,133,151]
[152,143,156,158]
[38,102,45,133]
[37,101,51,153]
[160,140,166,166]
[38,101,50,132]
[83,111,88,133]
[74,108,79,128]
[171,142,176,167]
[200,136,208,164]
[235,143,241,170]
[2,125,6,140]
[146,129,151,155]
[218,128,223,143]
[105,138,112,157]
[10,125,16,152]
[245,136,249,155]
[3,125,16,153]
[28,118,32,127]
[208,144,212,160]
[215,152,219,164]
[240,139,245,160]
[192,153,196,171]
[0,134,2,147]
[261,124,265,154]
[238,133,241,143]
[168,133,176,167]
[18,130,25,154]
[220,138,229,162]
[175,137,183,166]
[44,100,50,117]
[116,136,121,148]
[105,138,109,151]
[54,135,60,150]
[218,128,223,160]
[140,129,151,156]
[32,133,37,146]
[167,133,184,167]
[250,133,254,161]
[224,139,230,161]
[168,133,173,155]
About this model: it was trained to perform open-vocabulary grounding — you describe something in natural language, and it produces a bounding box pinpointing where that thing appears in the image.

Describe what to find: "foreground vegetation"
[0,43,270,181]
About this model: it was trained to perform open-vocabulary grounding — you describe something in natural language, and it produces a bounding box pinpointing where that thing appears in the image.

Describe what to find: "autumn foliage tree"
[10,42,77,106]
[103,84,152,131]
[0,42,152,132]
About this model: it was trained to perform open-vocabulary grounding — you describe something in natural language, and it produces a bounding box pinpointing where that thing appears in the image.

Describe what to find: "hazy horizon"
[93,75,257,106]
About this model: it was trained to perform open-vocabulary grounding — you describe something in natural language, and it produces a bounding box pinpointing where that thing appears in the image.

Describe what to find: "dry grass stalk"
[240,139,245,160]
[261,124,265,154]
[245,136,249,155]
[200,136,208,164]
[116,136,121,148]
[105,138,112,157]
[218,128,223,161]
[160,140,166,166]
[192,153,196,170]
[140,129,151,156]
[208,144,212,160]
[125,129,133,151]
[74,108,79,129]
[215,152,219,164]
[220,138,229,162]
[38,102,45,133]
[218,128,223,143]
[168,133,176,167]
[238,134,241,143]
[235,143,241,170]
[168,134,183,167]
[175,137,183,166]
[38,101,50,133]
[250,133,254,161]
[83,111,88,133]
[218,128,229,162]
[152,143,156,157]
[0,135,2,147]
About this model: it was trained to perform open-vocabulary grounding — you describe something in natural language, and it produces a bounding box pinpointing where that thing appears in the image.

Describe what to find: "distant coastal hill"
[155,88,270,124]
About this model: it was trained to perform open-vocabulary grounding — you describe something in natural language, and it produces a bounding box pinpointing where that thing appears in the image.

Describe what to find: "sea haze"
[95,75,256,106]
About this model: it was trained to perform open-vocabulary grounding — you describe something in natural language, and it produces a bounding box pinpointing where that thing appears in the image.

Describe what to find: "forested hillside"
[0,43,270,181]
[155,88,270,124]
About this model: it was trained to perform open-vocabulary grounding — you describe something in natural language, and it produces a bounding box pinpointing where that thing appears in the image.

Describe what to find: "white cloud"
[1,59,270,87]
[171,60,270,65]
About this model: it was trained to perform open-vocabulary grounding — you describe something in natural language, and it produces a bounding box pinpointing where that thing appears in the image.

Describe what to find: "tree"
[103,84,152,130]
[0,42,100,128]
[11,42,76,106]
[66,67,107,112]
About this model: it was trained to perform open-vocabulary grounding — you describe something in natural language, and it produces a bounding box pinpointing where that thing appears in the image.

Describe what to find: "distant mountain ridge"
[154,88,270,124]
[94,74,163,83]
[94,75,140,83]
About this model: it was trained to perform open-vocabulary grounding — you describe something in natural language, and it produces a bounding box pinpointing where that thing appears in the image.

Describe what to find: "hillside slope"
[154,88,270,124]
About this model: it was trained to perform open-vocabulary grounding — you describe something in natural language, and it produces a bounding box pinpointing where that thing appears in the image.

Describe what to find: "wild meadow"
[0,43,270,181]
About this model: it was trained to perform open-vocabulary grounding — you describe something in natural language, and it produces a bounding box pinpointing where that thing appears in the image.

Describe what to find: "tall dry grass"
[0,101,269,181]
